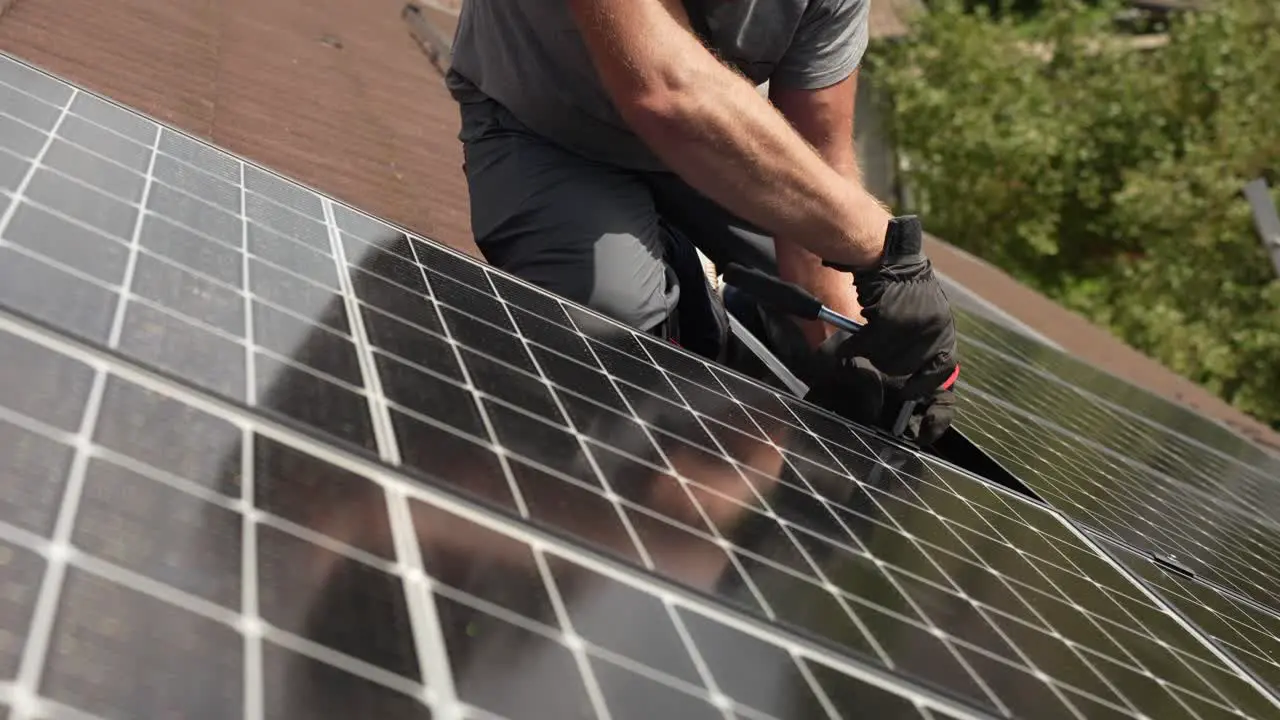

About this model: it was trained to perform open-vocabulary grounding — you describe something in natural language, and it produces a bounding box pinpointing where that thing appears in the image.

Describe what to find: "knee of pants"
[586,261,679,334]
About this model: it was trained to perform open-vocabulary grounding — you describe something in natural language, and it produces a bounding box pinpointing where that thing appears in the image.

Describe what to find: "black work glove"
[802,216,960,447]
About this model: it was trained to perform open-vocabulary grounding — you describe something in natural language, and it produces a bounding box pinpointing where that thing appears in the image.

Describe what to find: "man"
[444,0,958,446]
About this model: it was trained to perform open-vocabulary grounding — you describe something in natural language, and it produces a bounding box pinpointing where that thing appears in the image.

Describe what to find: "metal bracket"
[725,313,810,399]
[1149,550,1197,580]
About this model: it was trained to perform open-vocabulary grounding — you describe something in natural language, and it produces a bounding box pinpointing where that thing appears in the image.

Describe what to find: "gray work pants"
[457,96,788,360]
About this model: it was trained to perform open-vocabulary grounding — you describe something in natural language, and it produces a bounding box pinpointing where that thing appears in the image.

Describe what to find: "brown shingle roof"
[0,0,1274,452]
[0,0,476,254]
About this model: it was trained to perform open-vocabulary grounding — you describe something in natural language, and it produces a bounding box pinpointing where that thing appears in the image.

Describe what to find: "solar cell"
[0,50,1278,720]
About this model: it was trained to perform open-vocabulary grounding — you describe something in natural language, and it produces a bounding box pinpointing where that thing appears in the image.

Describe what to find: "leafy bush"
[869,0,1280,428]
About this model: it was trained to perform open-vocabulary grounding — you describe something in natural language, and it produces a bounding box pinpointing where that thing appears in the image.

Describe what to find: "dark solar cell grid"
[955,311,1280,477]
[1107,538,1280,697]
[0,328,963,720]
[0,50,1278,720]
[955,389,1280,617]
[957,337,1280,513]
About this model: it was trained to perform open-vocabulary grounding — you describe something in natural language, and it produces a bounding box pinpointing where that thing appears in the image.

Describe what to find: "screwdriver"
[721,263,864,334]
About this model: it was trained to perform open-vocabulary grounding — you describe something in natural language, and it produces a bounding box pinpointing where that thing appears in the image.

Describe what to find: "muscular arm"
[771,71,879,345]
[566,0,890,268]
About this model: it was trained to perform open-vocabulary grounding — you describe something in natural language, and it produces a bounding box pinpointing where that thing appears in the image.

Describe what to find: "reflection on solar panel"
[951,315,1280,612]
[954,311,1280,478]
[0,51,1277,720]
[1107,538,1280,695]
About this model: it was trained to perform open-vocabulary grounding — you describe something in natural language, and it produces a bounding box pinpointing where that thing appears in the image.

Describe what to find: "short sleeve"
[770,0,870,90]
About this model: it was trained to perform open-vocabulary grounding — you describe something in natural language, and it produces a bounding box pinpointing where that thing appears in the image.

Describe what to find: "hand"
[804,215,960,446]
[804,349,958,446]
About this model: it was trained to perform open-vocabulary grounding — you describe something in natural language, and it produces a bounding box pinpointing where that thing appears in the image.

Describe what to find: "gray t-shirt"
[447,0,870,171]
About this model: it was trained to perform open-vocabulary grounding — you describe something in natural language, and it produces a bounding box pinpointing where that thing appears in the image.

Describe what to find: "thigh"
[459,98,677,332]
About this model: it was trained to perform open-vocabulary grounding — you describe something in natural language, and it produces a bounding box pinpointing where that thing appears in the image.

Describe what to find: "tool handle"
[723,263,823,321]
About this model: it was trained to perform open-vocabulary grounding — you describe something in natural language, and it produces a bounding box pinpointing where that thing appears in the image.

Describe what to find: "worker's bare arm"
[770,70,879,345]
[770,71,861,180]
[565,0,890,268]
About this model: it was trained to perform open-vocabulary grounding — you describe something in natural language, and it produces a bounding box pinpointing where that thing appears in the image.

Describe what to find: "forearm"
[571,0,889,268]
[627,67,889,267]
[776,158,873,345]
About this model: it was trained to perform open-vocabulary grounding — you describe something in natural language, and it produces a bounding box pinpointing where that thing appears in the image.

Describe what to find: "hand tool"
[722,264,864,335]
[721,263,931,440]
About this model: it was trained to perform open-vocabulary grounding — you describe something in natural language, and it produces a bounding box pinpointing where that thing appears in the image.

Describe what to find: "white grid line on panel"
[866,486,1076,716]
[0,51,988,717]
[0,681,104,720]
[0,308,987,720]
[739,402,911,564]
[403,242,532,516]
[0,426,445,718]
[0,122,341,306]
[756,455,951,666]
[662,599,739,720]
[529,549,616,720]
[956,390,1280,614]
[1065,520,1280,715]
[964,386,1279,531]
[955,329,1279,485]
[954,527,1225,716]
[9,373,105,720]
[1131,560,1280,688]
[0,125,279,251]
[386,488,461,719]
[323,198,399,465]
[5,127,1223,650]
[788,439,1053,714]
[0,87,75,238]
[324,197,453,718]
[240,426,264,720]
[551,293,815,719]
[426,577,745,718]
[0,362,84,450]
[792,650,856,720]
[533,289,779,622]
[797,443,1178,718]
[461,264,658,571]
[432,256,635,718]
[237,156,265,720]
[0,60,315,233]
[0,83,333,242]
[7,88,103,720]
[972,392,1264,548]
[266,626,428,698]
[425,296,742,470]
[0,224,1218,717]
[0,189,1254,717]
[238,159,261,406]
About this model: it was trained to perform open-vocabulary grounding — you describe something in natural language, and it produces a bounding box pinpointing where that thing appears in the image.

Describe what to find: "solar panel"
[0,50,1278,720]
[1105,537,1280,696]
[954,311,1280,478]
[950,317,1280,617]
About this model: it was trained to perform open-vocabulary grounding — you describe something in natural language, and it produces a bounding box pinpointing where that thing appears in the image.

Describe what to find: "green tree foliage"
[869,0,1280,428]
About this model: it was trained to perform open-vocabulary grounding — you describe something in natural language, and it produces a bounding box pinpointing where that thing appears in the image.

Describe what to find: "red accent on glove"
[942,363,961,391]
